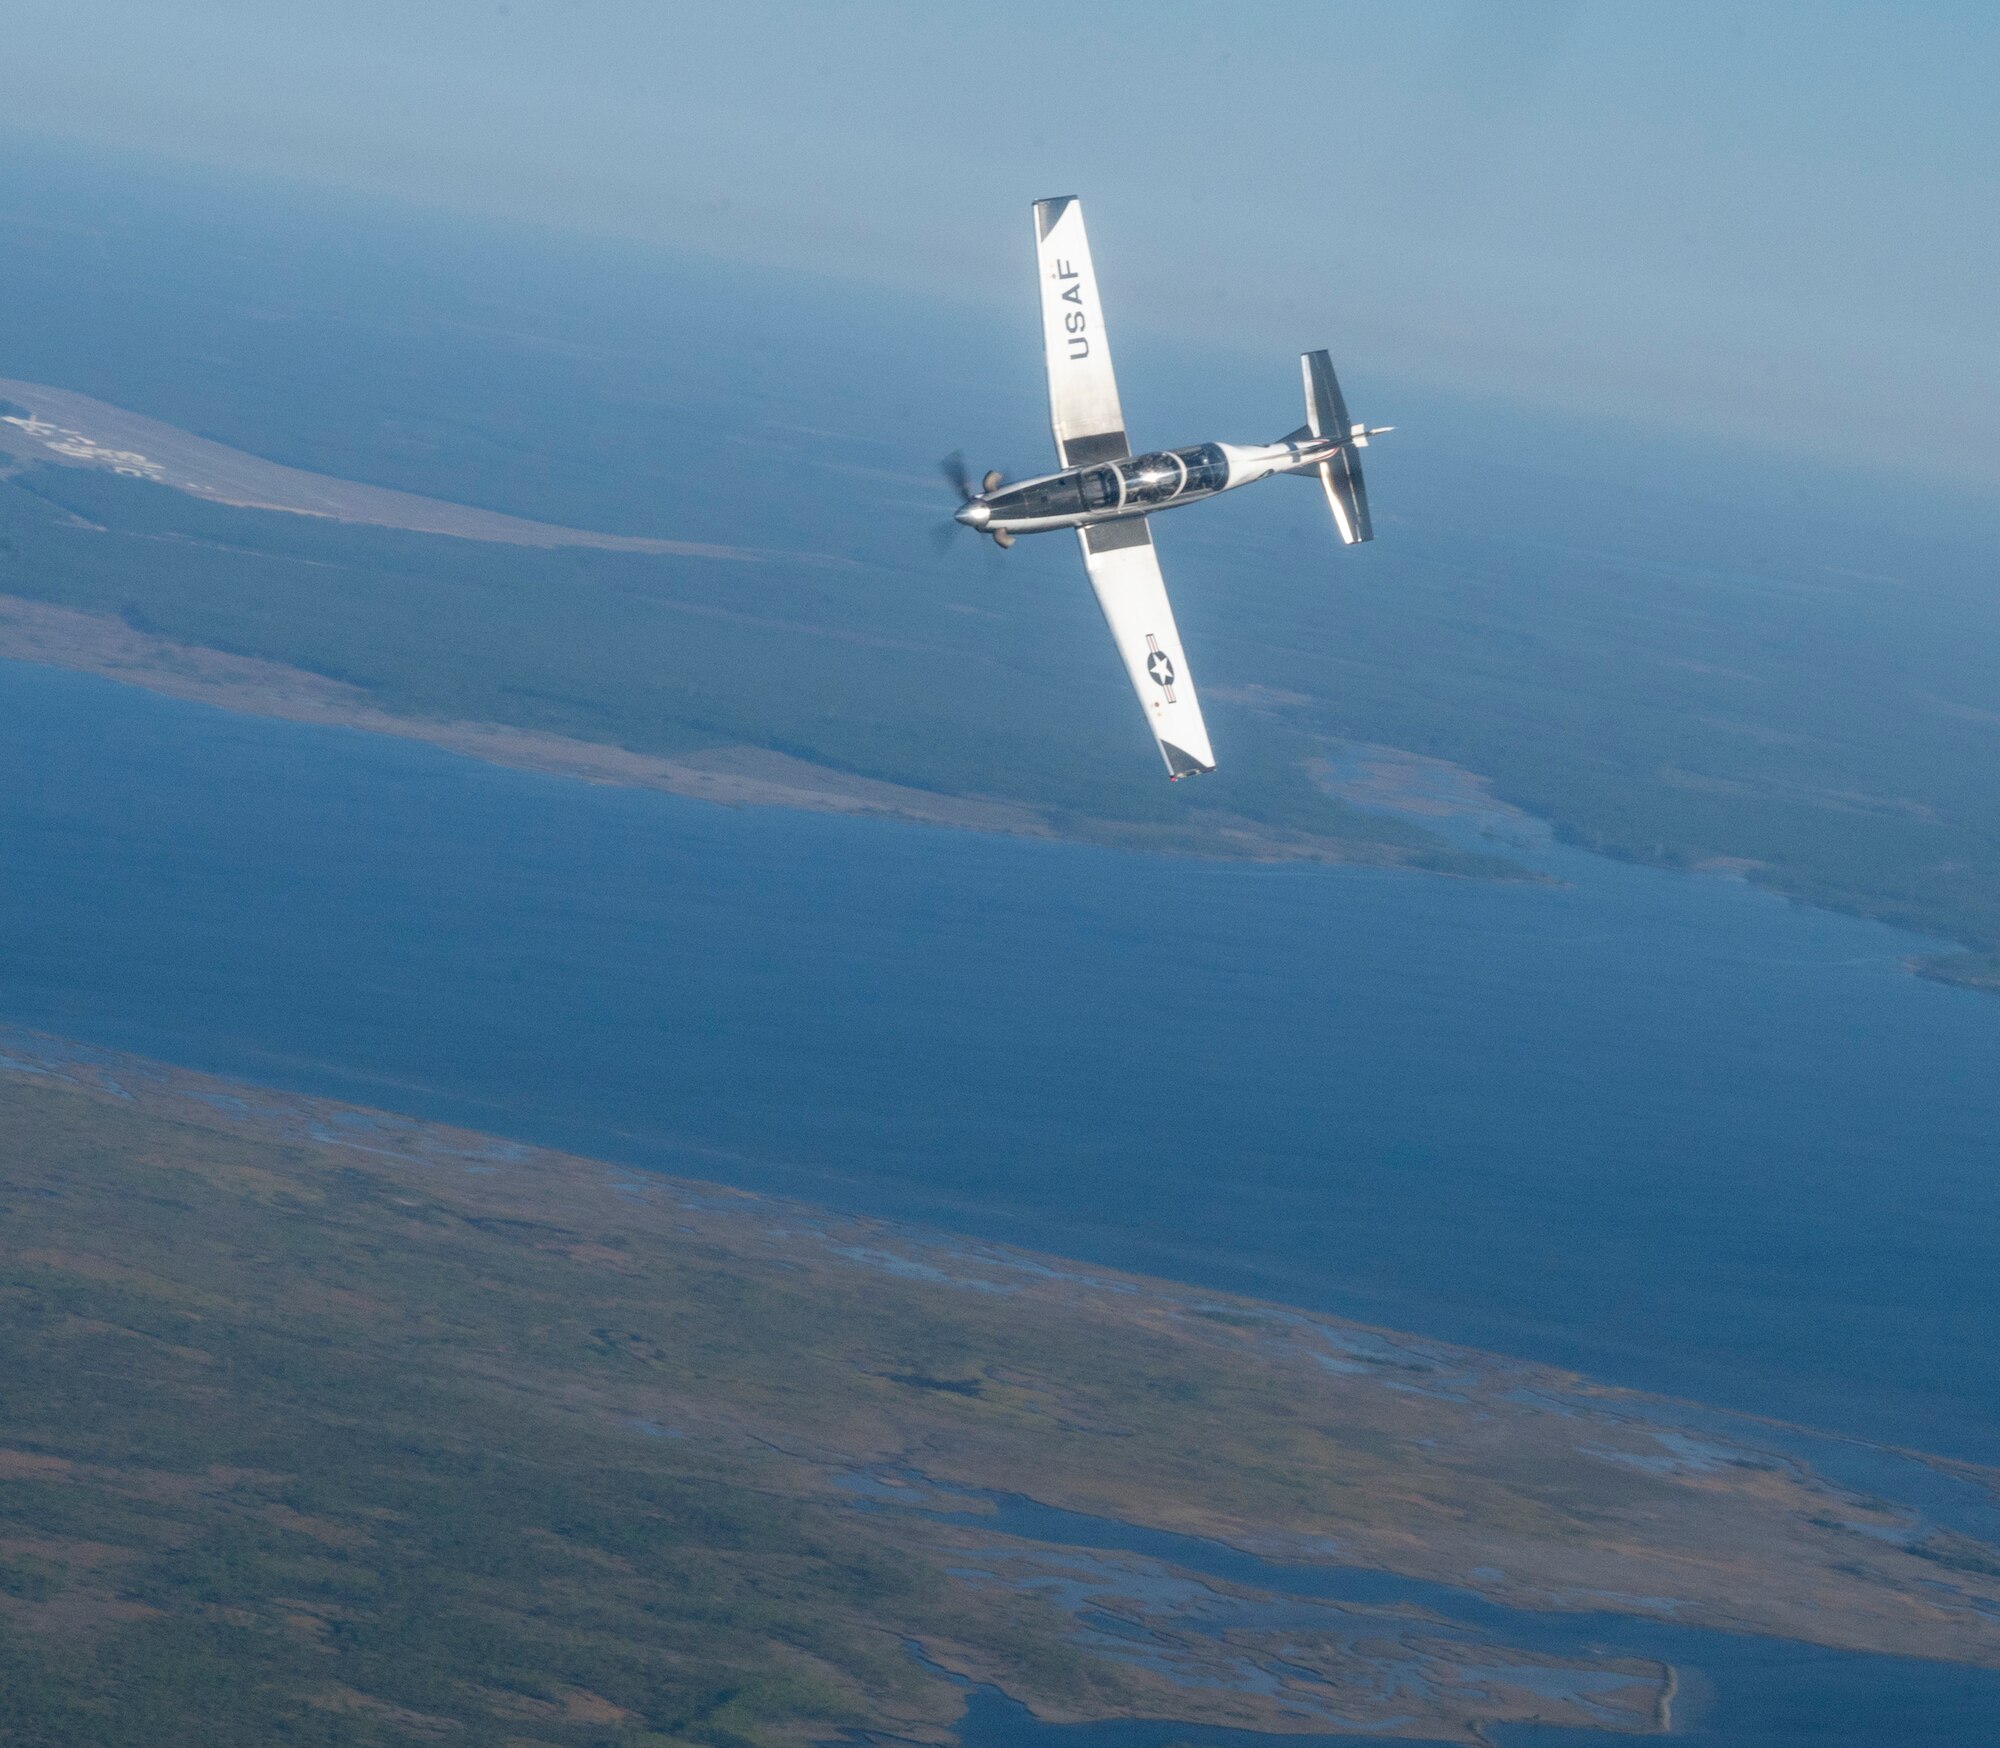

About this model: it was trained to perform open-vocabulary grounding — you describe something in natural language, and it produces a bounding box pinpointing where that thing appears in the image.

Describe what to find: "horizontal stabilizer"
[1318,450,1372,545]
[1302,350,1372,544]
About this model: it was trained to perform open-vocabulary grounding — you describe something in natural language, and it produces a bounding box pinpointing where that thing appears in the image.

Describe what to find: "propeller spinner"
[939,453,1013,548]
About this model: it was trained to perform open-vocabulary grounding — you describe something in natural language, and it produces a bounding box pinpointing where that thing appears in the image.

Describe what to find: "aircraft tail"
[1300,349,1373,545]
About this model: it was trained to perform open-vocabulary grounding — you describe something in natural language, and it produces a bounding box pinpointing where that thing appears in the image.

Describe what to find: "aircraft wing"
[1032,197,1131,469]
[1076,519,1215,779]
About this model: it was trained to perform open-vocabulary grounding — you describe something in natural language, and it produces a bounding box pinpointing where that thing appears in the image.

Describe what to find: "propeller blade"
[930,519,961,557]
[940,450,973,502]
[982,469,1005,494]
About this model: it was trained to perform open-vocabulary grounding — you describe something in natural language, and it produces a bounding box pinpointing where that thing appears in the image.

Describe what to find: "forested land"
[0,464,1497,869]
[5,1051,1995,1745]
[5,141,2000,967]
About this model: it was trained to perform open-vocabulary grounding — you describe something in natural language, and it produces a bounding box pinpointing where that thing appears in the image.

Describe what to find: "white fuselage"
[957,434,1341,538]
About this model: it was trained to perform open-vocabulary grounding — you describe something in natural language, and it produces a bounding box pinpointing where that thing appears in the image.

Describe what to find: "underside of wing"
[1032,197,1131,470]
[1074,518,1215,779]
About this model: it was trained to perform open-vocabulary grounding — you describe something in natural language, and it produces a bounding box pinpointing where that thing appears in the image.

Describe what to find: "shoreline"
[3,373,1991,986]
[0,593,1437,867]
[0,376,849,566]
[4,1020,1998,1678]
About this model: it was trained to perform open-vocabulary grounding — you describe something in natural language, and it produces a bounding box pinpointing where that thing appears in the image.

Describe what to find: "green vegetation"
[0,466,1511,874]
[1228,507,2000,964]
[5,151,2000,960]
[0,1072,1135,1748]
[0,1049,1994,1748]
[13,429,2000,960]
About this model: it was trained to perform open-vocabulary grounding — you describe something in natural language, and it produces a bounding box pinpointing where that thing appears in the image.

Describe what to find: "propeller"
[935,452,1014,551]
[932,451,970,555]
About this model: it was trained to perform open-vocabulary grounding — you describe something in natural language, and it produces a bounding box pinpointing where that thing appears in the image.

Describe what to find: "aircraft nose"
[955,500,990,529]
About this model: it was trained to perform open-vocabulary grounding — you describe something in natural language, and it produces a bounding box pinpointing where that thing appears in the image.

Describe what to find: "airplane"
[947,196,1390,780]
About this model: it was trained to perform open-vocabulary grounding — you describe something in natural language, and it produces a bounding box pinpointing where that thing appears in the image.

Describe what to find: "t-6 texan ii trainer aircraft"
[948,196,1390,779]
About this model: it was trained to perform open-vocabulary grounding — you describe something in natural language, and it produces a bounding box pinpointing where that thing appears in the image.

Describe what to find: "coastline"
[0,376,847,566]
[5,1021,1998,1674]
[0,593,1443,867]
[4,372,1992,985]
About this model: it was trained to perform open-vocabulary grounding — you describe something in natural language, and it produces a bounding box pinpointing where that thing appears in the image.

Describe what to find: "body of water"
[8,657,2000,1742]
[941,1488,2000,1748]
[4,657,1998,1465]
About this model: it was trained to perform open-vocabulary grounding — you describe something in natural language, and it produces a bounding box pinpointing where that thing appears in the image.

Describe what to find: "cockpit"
[985,442,1231,525]
[1111,444,1230,508]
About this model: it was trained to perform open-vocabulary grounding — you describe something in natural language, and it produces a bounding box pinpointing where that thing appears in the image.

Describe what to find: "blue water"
[3,657,1999,1472]
[929,1489,2000,1748]
[831,1472,2000,1744]
[7,657,2000,1741]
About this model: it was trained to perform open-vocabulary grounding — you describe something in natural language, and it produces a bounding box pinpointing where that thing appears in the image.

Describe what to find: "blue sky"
[3,1,1995,487]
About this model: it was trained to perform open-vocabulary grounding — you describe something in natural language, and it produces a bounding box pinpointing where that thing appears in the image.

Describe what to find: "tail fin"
[1301,349,1373,545]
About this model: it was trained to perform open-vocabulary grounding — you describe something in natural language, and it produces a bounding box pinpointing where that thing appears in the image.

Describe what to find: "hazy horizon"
[2,1,1996,493]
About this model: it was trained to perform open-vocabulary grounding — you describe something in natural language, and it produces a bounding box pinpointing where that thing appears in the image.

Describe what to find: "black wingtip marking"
[1034,196,1076,240]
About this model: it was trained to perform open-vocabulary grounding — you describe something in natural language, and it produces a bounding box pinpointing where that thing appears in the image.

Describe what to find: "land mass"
[0,595,1457,866]
[8,352,2000,970]
[11,164,2000,969]
[0,370,1524,872]
[0,375,1517,871]
[0,381,828,565]
[2,1029,1997,1747]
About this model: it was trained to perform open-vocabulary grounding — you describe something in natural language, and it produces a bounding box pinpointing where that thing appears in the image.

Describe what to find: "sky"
[2,1,1996,488]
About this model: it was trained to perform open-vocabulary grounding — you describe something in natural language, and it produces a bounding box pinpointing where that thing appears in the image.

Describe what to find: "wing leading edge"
[1075,517,1215,780]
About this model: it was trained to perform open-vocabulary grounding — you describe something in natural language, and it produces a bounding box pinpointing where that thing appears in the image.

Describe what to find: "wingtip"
[1033,196,1078,239]
[1162,741,1215,780]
